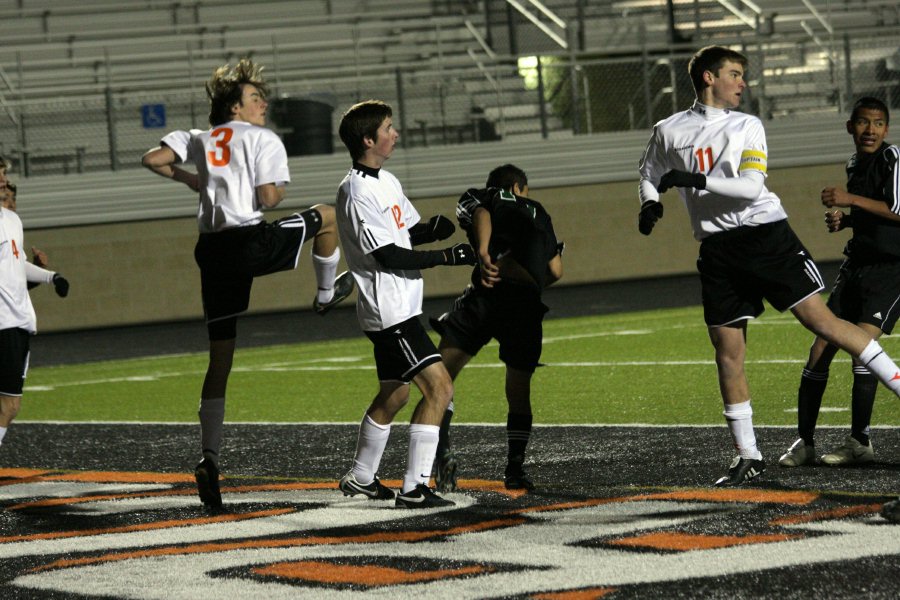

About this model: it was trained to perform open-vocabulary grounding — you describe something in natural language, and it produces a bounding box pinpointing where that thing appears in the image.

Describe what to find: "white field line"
[25,357,856,391]
[14,420,882,428]
[26,316,884,391]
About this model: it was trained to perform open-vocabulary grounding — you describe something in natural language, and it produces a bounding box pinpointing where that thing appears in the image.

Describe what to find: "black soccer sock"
[797,368,828,446]
[850,366,877,446]
[506,412,533,469]
[437,407,454,456]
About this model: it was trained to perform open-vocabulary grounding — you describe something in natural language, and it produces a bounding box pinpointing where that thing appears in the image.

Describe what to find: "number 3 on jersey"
[207,127,233,167]
[695,146,714,172]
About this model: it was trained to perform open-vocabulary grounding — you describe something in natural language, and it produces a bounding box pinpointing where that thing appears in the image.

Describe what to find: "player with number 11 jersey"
[639,103,787,240]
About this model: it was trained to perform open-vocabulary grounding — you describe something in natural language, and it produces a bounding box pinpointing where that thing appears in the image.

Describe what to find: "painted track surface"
[2,423,899,599]
[7,266,900,597]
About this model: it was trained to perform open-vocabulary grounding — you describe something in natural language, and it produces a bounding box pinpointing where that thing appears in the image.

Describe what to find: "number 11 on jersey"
[695,147,713,172]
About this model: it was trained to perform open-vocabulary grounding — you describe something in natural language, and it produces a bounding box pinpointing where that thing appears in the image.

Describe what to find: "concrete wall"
[26,161,849,332]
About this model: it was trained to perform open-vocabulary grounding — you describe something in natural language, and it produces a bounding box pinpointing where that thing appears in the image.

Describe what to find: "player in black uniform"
[429,164,563,492]
[779,97,900,472]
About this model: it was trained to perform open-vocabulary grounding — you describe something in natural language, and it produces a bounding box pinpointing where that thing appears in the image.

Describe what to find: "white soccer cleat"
[821,436,874,466]
[778,438,817,468]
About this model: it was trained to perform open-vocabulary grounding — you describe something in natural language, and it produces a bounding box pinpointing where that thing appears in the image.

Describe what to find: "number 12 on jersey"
[695,147,714,172]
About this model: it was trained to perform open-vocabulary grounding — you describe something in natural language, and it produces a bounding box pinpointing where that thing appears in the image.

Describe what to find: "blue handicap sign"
[141,104,166,128]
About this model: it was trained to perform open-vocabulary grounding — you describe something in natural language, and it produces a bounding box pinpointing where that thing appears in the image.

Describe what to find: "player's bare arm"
[256,183,285,209]
[472,207,500,287]
[547,253,563,285]
[822,186,900,223]
[31,246,48,268]
[141,146,200,192]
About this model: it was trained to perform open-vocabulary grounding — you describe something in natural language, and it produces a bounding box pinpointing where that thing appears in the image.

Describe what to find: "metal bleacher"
[1,0,899,229]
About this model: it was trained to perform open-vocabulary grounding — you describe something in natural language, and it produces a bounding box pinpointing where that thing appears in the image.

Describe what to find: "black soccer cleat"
[313,271,354,316]
[395,484,455,509]
[881,497,900,524]
[194,457,223,508]
[504,462,535,491]
[504,471,535,491]
[338,472,395,500]
[434,450,458,493]
[714,456,766,487]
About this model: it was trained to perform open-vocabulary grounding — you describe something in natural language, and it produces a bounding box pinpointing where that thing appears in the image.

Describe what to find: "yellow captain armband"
[739,149,767,174]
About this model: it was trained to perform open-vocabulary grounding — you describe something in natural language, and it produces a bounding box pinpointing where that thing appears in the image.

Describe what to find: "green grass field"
[19,304,900,427]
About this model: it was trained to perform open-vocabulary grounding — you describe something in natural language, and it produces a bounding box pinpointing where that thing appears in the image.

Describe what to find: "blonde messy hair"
[206,59,269,126]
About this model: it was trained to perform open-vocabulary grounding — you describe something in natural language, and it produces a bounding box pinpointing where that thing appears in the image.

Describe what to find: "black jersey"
[456,187,559,289]
[845,142,900,262]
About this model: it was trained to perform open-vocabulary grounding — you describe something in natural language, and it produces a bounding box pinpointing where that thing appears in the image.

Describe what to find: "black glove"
[52,273,69,298]
[657,170,706,193]
[444,243,476,266]
[638,201,664,235]
[426,214,455,241]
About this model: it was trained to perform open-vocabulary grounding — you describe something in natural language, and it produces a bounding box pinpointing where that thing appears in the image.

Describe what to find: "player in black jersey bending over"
[430,164,563,492]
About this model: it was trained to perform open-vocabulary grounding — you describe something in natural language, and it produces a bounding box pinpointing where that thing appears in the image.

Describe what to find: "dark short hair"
[688,46,748,94]
[338,100,392,161]
[850,96,889,124]
[486,164,528,193]
[206,59,269,126]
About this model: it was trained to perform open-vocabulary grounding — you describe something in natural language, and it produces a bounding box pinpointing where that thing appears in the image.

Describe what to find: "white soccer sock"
[198,397,225,465]
[723,400,762,460]
[312,249,341,304]
[0,426,6,446]
[351,414,391,485]
[858,339,900,395]
[402,424,440,493]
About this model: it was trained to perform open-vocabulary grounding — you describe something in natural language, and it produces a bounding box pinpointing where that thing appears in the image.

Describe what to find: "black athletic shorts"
[430,283,548,373]
[827,258,900,335]
[0,327,31,397]
[365,316,442,383]
[698,220,825,327]
[194,209,323,335]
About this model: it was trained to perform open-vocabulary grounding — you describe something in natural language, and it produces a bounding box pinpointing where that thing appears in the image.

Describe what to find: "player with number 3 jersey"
[141,59,353,509]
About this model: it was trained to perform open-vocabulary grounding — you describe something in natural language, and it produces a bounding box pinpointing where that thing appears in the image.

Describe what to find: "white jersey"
[0,208,53,333]
[162,121,290,233]
[336,164,423,331]
[639,102,787,240]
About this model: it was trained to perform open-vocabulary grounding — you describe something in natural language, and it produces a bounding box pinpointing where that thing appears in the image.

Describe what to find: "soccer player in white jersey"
[334,100,476,508]
[638,45,900,487]
[1,182,50,275]
[141,59,353,509]
[0,156,70,449]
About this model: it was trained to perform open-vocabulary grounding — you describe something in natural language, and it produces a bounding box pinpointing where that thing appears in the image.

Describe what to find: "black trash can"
[270,97,335,156]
